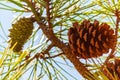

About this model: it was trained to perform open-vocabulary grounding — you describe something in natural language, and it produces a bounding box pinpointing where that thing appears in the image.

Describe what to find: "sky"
[0,8,14,49]
[0,2,83,80]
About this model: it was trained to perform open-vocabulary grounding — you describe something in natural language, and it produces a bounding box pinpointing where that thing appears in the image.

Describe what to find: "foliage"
[0,0,120,80]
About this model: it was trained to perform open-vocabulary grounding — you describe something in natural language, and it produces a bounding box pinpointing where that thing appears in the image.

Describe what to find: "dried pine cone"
[68,20,116,59]
[102,59,120,80]
[9,17,34,52]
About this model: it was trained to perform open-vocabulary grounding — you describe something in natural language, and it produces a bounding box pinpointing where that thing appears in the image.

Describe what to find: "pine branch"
[36,20,96,79]
[2,0,119,79]
[24,1,97,77]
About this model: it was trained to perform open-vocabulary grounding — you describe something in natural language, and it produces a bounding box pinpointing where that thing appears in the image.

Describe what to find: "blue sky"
[0,9,14,50]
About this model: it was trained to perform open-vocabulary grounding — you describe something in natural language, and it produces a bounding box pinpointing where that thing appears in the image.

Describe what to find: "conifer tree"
[0,0,120,80]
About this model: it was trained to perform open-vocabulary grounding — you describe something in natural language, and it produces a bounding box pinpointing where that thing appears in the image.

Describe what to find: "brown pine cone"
[68,19,116,59]
[102,59,120,80]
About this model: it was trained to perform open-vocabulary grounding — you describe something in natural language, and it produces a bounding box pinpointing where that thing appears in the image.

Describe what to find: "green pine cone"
[9,17,34,52]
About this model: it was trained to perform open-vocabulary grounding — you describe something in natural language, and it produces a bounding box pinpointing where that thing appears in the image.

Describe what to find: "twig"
[43,53,64,59]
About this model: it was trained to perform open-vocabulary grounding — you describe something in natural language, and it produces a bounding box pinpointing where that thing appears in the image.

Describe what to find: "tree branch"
[25,1,96,79]
[36,21,96,79]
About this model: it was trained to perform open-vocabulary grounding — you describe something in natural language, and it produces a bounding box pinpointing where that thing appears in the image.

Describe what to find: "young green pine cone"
[9,17,34,52]
[68,20,116,59]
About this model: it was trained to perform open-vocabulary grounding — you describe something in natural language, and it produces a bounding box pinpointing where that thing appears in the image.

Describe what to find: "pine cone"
[102,59,120,80]
[68,20,116,59]
[9,17,34,52]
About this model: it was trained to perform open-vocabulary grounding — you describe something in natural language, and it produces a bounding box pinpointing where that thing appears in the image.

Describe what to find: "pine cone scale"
[88,26,93,34]
[76,39,81,48]
[90,38,94,46]
[98,34,102,41]
[95,41,99,48]
[79,29,83,38]
[83,33,87,42]
[92,30,96,37]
